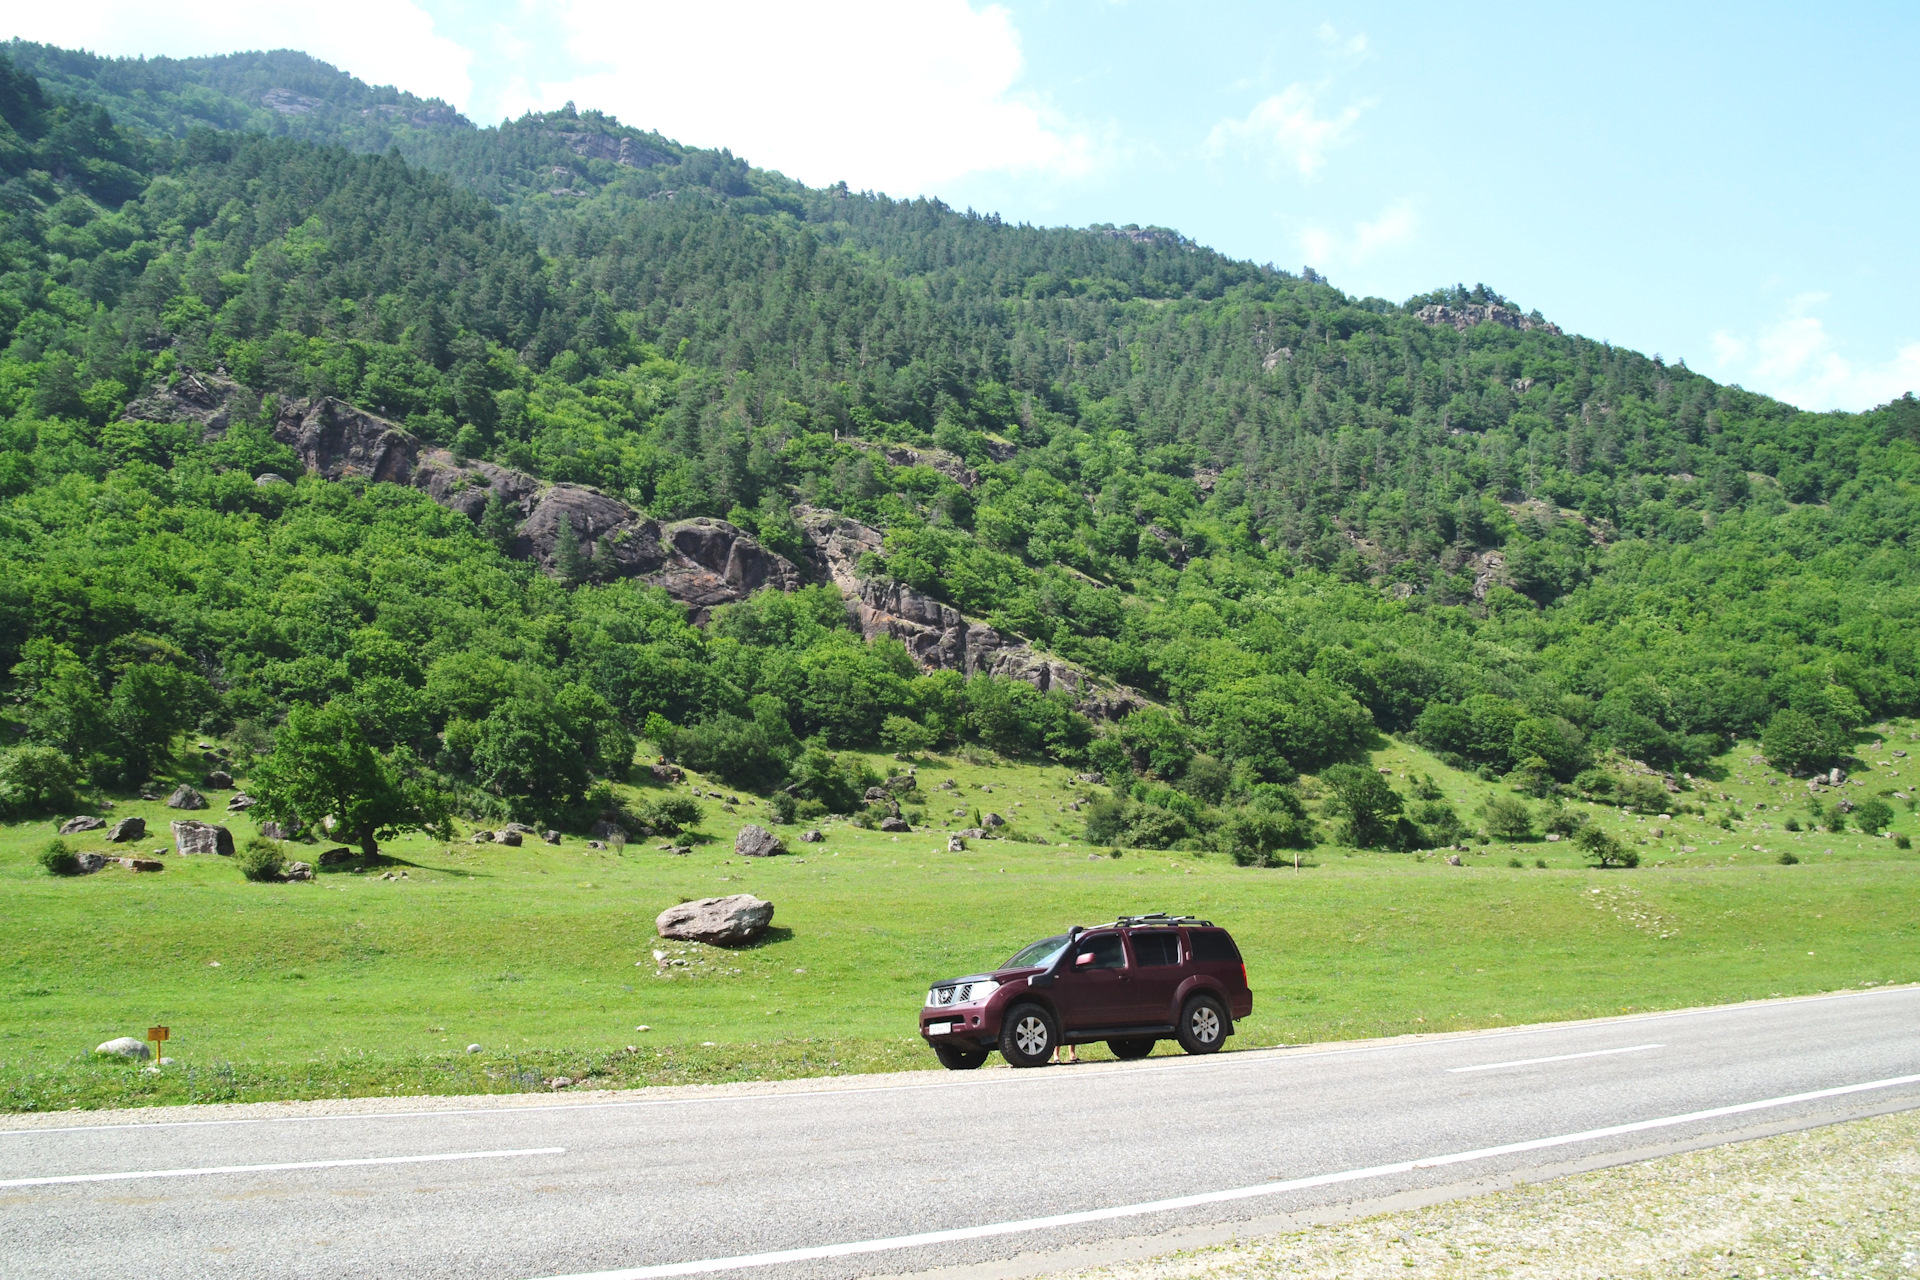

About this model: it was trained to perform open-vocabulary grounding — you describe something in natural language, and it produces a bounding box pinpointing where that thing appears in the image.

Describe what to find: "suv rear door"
[1122,928,1184,1027]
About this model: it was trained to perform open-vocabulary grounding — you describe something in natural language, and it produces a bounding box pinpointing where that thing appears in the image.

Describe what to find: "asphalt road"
[3,988,1917,1280]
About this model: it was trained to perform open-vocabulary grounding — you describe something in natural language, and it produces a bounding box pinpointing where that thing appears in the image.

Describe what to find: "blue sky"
[14,1,1918,411]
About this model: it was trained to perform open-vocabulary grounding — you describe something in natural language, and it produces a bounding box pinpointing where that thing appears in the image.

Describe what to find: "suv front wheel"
[1177,994,1228,1055]
[999,1004,1058,1068]
[933,1042,989,1070]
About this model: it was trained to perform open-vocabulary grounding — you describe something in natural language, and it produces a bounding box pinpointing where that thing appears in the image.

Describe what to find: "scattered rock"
[947,835,967,852]
[284,861,314,881]
[466,1044,483,1054]
[651,762,684,783]
[655,894,776,947]
[493,829,523,847]
[734,824,786,858]
[587,840,605,850]
[74,852,110,873]
[864,785,891,802]
[502,822,539,837]
[1545,833,1561,843]
[879,816,911,833]
[165,785,207,810]
[799,830,824,843]
[471,830,495,843]
[982,812,1005,828]
[955,827,986,840]
[884,774,917,793]
[1446,854,1463,866]
[318,847,355,865]
[543,830,562,845]
[589,820,628,842]
[171,820,235,856]
[118,857,164,872]
[204,770,233,789]
[227,793,255,810]
[254,472,289,487]
[58,815,106,835]
[1074,772,1105,785]
[95,1037,151,1060]
[259,821,299,840]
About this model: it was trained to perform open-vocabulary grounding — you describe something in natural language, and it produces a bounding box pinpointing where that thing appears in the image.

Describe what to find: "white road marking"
[525,1073,1920,1280]
[0,1145,564,1189]
[1448,1043,1664,1073]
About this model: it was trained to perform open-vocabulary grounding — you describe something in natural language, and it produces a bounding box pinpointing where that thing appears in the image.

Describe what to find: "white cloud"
[532,0,1096,196]
[1206,83,1372,178]
[8,1,473,107]
[1298,200,1418,270]
[1710,298,1920,412]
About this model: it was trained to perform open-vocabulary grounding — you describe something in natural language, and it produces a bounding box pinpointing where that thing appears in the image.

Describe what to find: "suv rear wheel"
[933,1042,989,1070]
[999,1004,1058,1068]
[1107,1037,1155,1060]
[1176,995,1227,1055]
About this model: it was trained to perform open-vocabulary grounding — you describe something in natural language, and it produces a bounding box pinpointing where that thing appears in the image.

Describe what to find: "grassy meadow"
[2,733,1917,1112]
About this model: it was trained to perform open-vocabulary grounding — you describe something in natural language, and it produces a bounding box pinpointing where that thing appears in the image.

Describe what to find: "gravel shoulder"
[1055,1108,1920,1280]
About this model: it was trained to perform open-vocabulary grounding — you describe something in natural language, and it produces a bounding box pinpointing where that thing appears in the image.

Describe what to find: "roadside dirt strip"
[1048,1108,1920,1280]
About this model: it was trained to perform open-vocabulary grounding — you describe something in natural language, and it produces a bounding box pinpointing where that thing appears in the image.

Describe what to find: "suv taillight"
[1240,961,1248,987]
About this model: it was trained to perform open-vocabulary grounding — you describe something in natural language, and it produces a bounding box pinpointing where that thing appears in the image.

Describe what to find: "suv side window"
[1187,929,1241,963]
[1130,931,1181,966]
[1076,934,1127,970]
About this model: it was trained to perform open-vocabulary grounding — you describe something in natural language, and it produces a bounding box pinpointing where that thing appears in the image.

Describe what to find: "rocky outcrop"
[1414,303,1562,336]
[273,398,419,483]
[121,370,257,439]
[409,456,542,522]
[877,444,978,489]
[522,486,668,579]
[794,506,883,594]
[543,129,670,168]
[655,894,774,947]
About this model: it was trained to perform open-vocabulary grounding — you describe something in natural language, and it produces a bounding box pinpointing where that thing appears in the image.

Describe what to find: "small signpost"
[147,1026,169,1060]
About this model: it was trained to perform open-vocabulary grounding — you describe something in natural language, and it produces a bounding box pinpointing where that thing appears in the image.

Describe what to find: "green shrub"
[1853,798,1893,835]
[637,793,703,832]
[1543,807,1588,837]
[1784,816,1802,831]
[0,747,81,818]
[879,715,937,754]
[1534,858,1548,868]
[36,838,79,876]
[237,837,286,882]
[1777,850,1800,865]
[764,791,798,824]
[1896,833,1912,850]
[1576,825,1639,868]
[1481,795,1536,840]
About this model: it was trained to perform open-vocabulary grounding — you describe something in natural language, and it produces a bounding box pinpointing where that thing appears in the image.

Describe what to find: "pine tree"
[552,516,587,586]
[480,491,519,555]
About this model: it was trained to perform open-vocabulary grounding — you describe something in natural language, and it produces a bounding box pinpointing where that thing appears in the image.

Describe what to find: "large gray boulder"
[734,824,786,858]
[106,816,146,843]
[58,815,106,835]
[95,1037,150,1060]
[878,816,911,833]
[204,770,233,789]
[172,820,235,856]
[165,785,207,810]
[655,895,775,947]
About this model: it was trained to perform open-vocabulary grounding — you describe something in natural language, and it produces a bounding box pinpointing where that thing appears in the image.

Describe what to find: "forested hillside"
[2,44,1915,849]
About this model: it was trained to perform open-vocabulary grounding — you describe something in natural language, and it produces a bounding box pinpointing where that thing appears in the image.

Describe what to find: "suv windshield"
[1005,934,1070,969]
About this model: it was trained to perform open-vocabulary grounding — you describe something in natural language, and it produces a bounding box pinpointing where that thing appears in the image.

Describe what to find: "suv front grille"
[928,980,995,1007]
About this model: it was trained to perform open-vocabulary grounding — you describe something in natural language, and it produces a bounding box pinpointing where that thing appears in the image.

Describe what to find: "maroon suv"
[919,914,1253,1069]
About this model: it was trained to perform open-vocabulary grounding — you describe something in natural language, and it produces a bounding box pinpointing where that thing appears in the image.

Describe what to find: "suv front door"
[1056,931,1131,1030]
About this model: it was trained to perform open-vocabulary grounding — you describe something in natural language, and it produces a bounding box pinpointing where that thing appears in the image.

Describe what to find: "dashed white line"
[0,1146,565,1189]
[1448,1043,1664,1073]
[524,1074,1920,1280]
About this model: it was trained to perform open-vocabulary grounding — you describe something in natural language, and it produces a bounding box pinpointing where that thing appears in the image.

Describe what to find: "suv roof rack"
[1111,913,1213,928]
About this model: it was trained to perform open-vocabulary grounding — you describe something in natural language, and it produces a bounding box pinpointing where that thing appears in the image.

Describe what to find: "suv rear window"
[1130,931,1181,966]
[1187,929,1240,963]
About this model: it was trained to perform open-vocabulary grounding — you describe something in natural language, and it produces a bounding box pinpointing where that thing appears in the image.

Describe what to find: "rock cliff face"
[124,376,1144,713]
[1414,303,1562,335]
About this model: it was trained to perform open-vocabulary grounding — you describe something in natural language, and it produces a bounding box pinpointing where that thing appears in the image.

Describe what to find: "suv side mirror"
[1074,951,1095,967]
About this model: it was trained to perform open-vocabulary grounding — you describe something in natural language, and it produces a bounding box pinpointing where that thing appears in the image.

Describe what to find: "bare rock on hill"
[878,443,978,489]
[410,455,541,523]
[522,486,667,578]
[1414,302,1562,336]
[58,815,105,835]
[165,785,207,810]
[172,820,234,856]
[121,370,257,440]
[734,824,786,858]
[273,398,418,483]
[655,894,775,947]
[95,1037,150,1060]
[652,519,802,621]
[106,817,146,843]
[794,506,884,594]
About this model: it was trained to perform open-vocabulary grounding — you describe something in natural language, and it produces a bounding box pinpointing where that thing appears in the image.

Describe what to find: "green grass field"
[3,735,1916,1112]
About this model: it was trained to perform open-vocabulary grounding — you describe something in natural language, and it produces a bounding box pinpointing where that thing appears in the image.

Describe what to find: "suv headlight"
[925,979,1000,1008]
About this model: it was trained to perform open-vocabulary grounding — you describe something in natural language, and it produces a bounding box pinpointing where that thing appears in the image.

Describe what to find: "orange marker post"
[147,1026,169,1061]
